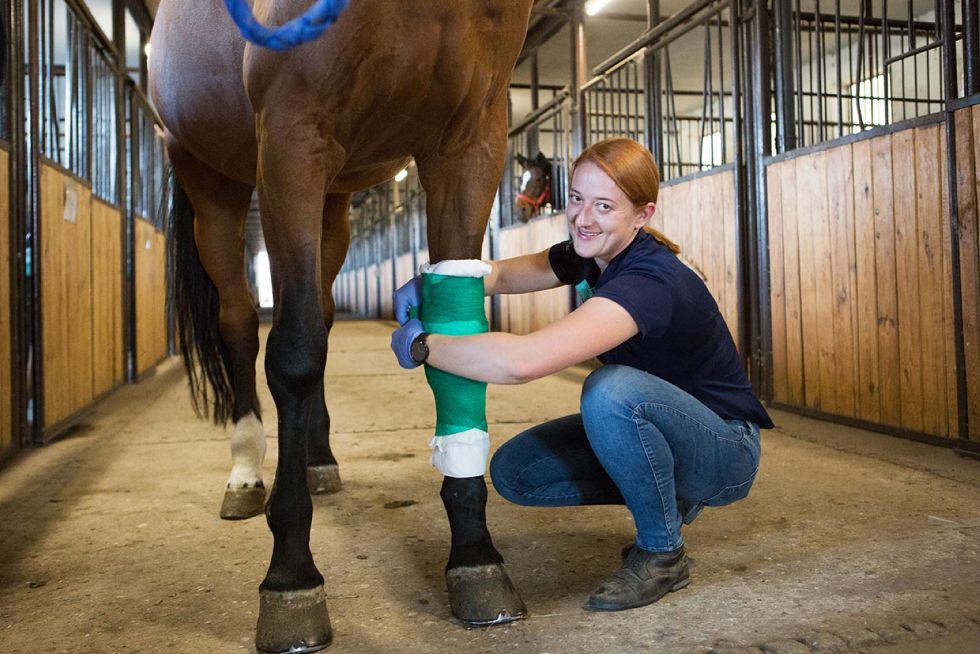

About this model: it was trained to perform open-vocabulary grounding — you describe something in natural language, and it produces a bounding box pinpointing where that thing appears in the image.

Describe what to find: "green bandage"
[419,260,491,477]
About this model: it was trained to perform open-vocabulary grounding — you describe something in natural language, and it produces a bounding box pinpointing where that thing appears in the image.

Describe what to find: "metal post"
[126,85,138,380]
[570,4,588,157]
[772,0,797,152]
[940,0,971,445]
[8,0,29,449]
[964,0,980,95]
[737,0,773,400]
[26,0,45,442]
[644,0,664,164]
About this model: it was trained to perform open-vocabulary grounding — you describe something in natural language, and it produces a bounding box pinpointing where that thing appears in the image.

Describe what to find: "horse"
[148,1,534,651]
[514,151,552,222]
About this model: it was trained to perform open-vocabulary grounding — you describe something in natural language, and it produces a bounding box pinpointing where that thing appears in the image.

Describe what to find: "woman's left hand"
[391,318,425,369]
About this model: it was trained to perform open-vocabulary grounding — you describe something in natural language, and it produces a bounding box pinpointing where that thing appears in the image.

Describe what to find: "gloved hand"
[393,276,422,326]
[391,318,425,369]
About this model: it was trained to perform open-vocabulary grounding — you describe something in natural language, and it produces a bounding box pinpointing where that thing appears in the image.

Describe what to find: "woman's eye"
[597,202,611,211]
[569,195,582,204]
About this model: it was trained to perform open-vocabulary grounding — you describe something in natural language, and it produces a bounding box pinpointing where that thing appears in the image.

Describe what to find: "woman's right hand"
[393,276,422,325]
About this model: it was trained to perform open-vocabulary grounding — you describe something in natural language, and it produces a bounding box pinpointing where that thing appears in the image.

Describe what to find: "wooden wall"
[0,149,10,451]
[954,105,980,440]
[134,217,168,375]
[767,121,959,438]
[41,164,94,426]
[91,200,124,396]
[496,213,571,335]
[653,168,741,349]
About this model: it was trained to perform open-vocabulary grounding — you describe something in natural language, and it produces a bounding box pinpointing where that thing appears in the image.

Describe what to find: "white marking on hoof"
[227,413,266,489]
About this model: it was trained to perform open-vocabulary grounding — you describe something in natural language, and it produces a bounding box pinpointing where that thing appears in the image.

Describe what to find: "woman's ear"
[634,202,656,227]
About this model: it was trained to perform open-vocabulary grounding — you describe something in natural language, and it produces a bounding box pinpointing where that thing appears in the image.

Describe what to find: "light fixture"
[394,168,408,182]
[144,41,151,58]
[584,0,614,16]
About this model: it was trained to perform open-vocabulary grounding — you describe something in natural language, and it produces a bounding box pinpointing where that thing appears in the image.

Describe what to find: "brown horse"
[148,1,533,651]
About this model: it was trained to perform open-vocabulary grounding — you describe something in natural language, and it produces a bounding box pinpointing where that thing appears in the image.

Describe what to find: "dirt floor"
[1,319,978,654]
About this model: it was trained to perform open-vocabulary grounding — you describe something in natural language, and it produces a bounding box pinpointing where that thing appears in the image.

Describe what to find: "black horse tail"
[169,169,233,425]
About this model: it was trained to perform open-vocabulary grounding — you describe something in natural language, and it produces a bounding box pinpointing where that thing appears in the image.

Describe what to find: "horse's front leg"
[416,102,528,625]
[252,113,340,653]
[305,193,353,495]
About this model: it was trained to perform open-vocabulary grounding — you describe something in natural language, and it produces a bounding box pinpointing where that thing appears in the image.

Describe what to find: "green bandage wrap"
[420,273,489,436]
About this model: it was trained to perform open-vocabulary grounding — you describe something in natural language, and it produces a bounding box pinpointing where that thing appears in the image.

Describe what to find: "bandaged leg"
[419,260,492,478]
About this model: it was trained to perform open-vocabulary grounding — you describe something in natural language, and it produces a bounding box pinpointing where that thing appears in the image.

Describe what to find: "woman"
[390,137,771,612]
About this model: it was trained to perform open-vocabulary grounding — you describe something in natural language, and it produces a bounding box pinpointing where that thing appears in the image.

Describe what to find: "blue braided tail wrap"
[223,0,348,51]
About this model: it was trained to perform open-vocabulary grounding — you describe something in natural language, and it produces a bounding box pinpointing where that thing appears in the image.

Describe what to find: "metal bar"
[746,0,772,399]
[835,0,844,138]
[966,0,980,94]
[9,0,29,449]
[884,38,944,66]
[939,0,970,443]
[594,0,720,76]
[773,0,796,152]
[28,0,45,441]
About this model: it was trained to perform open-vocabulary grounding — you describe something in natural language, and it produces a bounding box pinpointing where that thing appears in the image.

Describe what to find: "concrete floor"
[1,318,978,654]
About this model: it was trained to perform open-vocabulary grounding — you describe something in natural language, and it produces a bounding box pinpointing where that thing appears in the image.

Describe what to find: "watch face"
[411,335,428,363]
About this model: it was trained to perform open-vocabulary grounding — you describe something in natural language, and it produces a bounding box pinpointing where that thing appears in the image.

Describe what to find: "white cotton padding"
[420,259,492,278]
[429,428,491,478]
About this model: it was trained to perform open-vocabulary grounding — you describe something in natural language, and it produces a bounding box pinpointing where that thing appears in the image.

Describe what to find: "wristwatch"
[410,332,430,365]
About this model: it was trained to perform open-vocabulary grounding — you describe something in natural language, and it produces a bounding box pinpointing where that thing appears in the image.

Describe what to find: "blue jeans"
[489,364,761,553]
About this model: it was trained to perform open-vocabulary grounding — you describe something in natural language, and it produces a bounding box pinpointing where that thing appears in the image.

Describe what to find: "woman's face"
[567,161,654,269]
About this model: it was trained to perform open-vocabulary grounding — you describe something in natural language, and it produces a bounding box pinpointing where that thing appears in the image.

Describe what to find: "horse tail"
[169,170,234,425]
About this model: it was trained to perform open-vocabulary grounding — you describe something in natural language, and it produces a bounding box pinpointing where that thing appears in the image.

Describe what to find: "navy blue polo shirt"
[549,230,773,428]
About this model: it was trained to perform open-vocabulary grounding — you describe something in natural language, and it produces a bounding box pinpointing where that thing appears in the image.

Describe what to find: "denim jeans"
[489,364,761,553]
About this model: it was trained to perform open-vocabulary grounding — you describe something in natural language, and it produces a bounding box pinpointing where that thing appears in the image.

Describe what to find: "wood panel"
[767,121,960,439]
[795,154,823,410]
[497,213,571,335]
[958,107,980,438]
[778,159,805,405]
[767,161,788,403]
[870,136,901,427]
[40,165,94,426]
[914,124,948,436]
[135,218,168,375]
[0,150,10,450]
[892,129,924,432]
[827,145,858,417]
[851,139,881,423]
[91,200,123,396]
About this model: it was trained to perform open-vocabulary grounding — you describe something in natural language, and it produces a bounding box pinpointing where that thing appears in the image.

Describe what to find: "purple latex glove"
[393,276,422,326]
[391,318,424,369]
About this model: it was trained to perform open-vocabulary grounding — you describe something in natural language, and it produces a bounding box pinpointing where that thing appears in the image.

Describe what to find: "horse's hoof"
[219,485,266,520]
[307,464,342,495]
[255,586,332,654]
[446,564,528,626]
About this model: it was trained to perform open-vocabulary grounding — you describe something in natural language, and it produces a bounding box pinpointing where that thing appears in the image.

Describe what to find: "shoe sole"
[582,576,690,612]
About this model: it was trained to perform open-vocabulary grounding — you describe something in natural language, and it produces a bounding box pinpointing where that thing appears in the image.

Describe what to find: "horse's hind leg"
[416,101,527,625]
[168,140,267,520]
[306,192,352,494]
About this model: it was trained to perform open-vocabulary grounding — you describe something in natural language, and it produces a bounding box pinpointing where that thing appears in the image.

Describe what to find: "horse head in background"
[514,151,552,222]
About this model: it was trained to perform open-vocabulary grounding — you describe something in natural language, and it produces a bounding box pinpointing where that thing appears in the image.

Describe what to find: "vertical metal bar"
[27,0,45,440]
[745,0,773,400]
[718,8,727,162]
[815,0,826,143]
[939,0,970,445]
[645,0,664,163]
[835,0,844,138]
[9,0,30,447]
[794,0,805,146]
[773,0,796,152]
[570,5,587,157]
[126,86,138,381]
[965,0,980,94]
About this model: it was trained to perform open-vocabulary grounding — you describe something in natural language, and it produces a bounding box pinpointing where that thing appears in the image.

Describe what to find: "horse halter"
[516,184,551,213]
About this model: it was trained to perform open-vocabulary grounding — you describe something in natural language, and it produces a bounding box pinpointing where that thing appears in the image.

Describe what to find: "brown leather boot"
[584,545,690,611]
